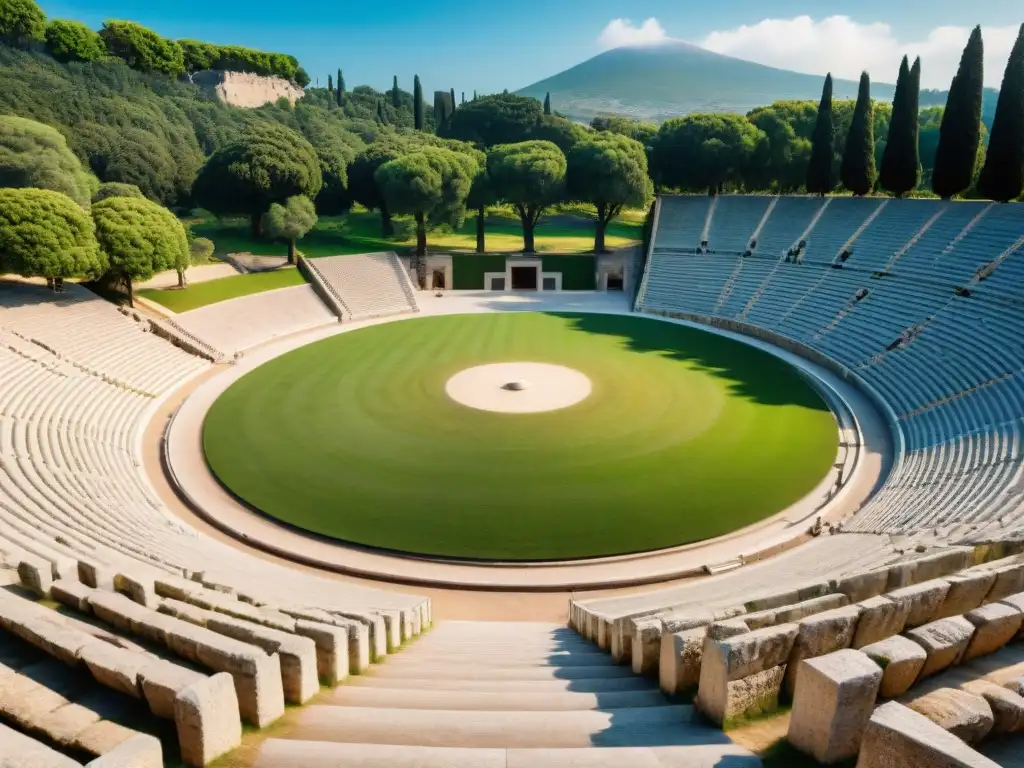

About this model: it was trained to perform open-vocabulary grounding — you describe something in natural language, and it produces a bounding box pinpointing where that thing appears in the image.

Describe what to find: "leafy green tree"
[807,74,836,195]
[567,134,653,253]
[0,0,44,47]
[192,122,322,237]
[99,21,185,77]
[978,23,1024,202]
[184,236,214,288]
[99,127,182,206]
[0,115,97,207]
[92,182,144,203]
[544,92,552,116]
[933,26,984,198]
[530,115,590,154]
[467,160,495,254]
[44,19,105,63]
[488,140,566,253]
[651,113,763,193]
[746,109,811,191]
[178,39,218,72]
[0,188,105,289]
[880,56,922,196]
[92,195,188,306]
[264,195,317,264]
[444,92,544,147]
[348,140,407,235]
[375,147,477,279]
[413,75,424,130]
[840,72,876,195]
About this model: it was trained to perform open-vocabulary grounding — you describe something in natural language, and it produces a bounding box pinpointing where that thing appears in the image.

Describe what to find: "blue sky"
[40,1,1023,93]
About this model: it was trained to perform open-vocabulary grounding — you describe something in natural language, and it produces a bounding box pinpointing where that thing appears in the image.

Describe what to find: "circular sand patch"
[445,362,592,413]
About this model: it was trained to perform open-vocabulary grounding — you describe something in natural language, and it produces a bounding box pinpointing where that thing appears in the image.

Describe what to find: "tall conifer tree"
[881,57,922,196]
[450,88,457,113]
[544,92,552,115]
[840,72,876,195]
[978,24,1024,202]
[413,75,424,130]
[932,26,984,198]
[807,74,836,195]
[337,68,344,104]
[327,74,333,93]
[392,76,400,108]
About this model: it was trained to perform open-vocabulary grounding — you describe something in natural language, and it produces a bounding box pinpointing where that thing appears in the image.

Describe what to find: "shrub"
[44,19,105,63]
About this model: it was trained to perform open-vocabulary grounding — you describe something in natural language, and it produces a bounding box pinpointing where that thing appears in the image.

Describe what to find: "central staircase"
[256,621,760,767]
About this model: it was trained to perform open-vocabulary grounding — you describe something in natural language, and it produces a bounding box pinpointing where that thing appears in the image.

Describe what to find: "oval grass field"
[202,313,839,561]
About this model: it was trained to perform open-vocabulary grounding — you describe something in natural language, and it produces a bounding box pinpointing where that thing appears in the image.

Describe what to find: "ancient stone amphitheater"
[1,197,1023,767]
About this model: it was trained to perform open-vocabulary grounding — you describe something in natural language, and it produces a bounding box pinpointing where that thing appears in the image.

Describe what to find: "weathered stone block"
[787,649,881,763]
[293,620,350,687]
[17,558,52,598]
[77,560,115,591]
[998,592,1024,638]
[909,548,974,584]
[51,579,93,613]
[887,580,951,629]
[708,619,749,640]
[861,635,927,698]
[84,733,162,768]
[935,571,997,619]
[853,596,909,649]
[79,642,146,699]
[962,602,1022,661]
[837,569,890,604]
[659,628,705,696]
[986,563,1024,603]
[774,594,851,626]
[174,672,242,767]
[856,701,1001,768]
[908,688,994,743]
[905,617,976,680]
[702,665,787,728]
[785,605,862,698]
[631,617,663,677]
[961,680,1024,735]
[139,661,206,719]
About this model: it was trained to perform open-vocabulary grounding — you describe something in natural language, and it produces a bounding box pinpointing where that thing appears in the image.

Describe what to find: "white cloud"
[598,18,672,50]
[698,15,1018,88]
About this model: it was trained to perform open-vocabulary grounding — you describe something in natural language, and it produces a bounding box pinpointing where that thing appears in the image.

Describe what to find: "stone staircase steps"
[364,662,636,680]
[323,686,671,711]
[255,741,761,768]
[381,650,615,667]
[283,704,697,748]
[344,675,660,693]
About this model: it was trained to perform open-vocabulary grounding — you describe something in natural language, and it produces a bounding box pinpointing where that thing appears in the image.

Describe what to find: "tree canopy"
[977,24,1024,202]
[932,26,984,198]
[0,0,44,47]
[488,140,566,252]
[264,195,318,264]
[92,181,144,203]
[0,187,104,281]
[44,19,105,62]
[99,20,185,77]
[840,72,877,195]
[0,115,97,206]
[567,133,653,252]
[444,92,544,147]
[807,74,836,195]
[652,113,763,193]
[880,56,922,197]
[91,195,189,305]
[192,122,322,234]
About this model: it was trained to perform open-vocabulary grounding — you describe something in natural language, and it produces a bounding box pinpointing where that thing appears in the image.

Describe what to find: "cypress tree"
[450,88,457,112]
[841,72,877,195]
[327,74,333,93]
[932,26,984,198]
[544,92,552,116]
[880,57,922,196]
[461,91,465,105]
[337,68,344,105]
[473,90,478,101]
[807,74,836,195]
[978,23,1024,202]
[392,76,400,108]
[413,75,424,130]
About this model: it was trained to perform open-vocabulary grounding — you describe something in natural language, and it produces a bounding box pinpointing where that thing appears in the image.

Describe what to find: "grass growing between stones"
[203,312,838,561]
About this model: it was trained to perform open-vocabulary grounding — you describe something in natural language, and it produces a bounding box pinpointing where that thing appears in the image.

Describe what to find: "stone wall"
[192,70,304,109]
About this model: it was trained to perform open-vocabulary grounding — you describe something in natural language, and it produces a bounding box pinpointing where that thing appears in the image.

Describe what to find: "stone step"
[364,662,635,681]
[344,676,658,694]
[256,741,762,768]
[382,650,615,667]
[323,686,670,711]
[285,705,702,748]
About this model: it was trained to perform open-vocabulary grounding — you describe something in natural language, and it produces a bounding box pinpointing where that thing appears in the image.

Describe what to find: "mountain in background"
[517,41,997,125]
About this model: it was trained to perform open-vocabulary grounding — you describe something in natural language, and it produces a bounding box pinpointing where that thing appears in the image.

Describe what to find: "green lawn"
[138,268,307,313]
[203,313,838,561]
[188,206,644,259]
